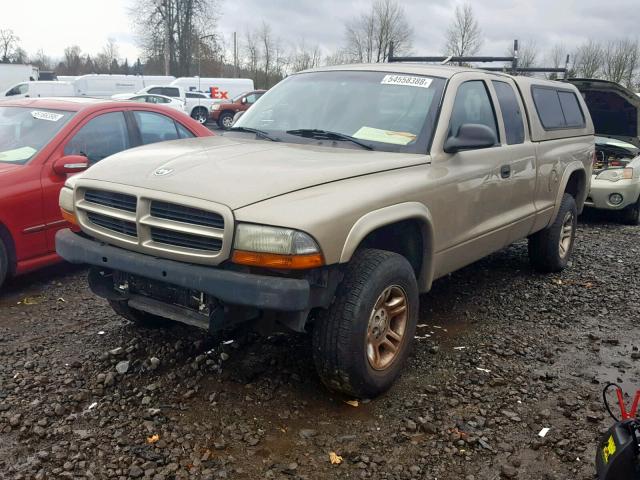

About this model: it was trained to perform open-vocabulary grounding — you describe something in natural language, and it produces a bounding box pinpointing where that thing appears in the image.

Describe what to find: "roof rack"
[388,40,569,78]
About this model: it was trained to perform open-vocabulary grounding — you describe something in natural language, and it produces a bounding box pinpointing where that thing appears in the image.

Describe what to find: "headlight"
[596,168,633,182]
[59,187,78,226]
[232,223,324,269]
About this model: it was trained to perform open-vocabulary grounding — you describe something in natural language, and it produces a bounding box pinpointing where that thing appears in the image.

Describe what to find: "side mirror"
[240,97,247,104]
[53,155,89,175]
[443,124,497,154]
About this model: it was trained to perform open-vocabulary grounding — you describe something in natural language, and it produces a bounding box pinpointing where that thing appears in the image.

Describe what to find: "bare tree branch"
[444,3,483,58]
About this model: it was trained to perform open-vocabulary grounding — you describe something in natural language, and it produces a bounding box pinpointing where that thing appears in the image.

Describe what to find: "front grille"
[150,227,222,252]
[150,201,224,229]
[85,190,137,212]
[87,211,137,237]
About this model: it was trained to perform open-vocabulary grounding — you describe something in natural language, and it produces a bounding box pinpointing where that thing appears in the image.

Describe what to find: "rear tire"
[0,237,8,289]
[621,198,640,225]
[218,112,235,130]
[312,249,418,398]
[108,299,172,328]
[191,107,209,124]
[528,193,577,273]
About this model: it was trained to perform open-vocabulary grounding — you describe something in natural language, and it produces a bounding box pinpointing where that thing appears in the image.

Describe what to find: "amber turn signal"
[60,208,78,226]
[232,250,324,270]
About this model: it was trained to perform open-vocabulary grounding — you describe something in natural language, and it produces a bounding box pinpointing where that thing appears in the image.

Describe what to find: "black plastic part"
[596,420,640,480]
[56,229,315,312]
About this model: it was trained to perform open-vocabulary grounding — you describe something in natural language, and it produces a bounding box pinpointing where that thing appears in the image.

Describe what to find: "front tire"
[312,249,418,398]
[218,112,235,130]
[621,197,640,225]
[528,193,577,272]
[0,237,8,289]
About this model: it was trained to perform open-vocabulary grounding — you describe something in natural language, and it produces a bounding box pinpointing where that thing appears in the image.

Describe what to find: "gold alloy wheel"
[559,211,574,259]
[366,285,408,371]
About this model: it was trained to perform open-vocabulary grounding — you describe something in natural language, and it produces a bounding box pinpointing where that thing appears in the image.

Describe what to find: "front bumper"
[55,229,313,312]
[585,177,640,211]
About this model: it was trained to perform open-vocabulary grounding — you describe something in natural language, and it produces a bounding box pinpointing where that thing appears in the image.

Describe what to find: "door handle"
[500,165,511,179]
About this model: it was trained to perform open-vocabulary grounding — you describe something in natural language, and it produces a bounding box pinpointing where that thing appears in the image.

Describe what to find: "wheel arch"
[549,163,588,226]
[339,203,435,292]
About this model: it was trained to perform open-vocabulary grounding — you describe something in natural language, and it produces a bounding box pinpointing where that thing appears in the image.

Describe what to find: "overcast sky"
[3,0,639,63]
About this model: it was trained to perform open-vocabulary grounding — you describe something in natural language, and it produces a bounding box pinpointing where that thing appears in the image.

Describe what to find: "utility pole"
[233,32,238,78]
[163,0,171,75]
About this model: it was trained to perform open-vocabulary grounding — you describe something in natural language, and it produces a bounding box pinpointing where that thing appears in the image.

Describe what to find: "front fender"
[339,202,435,291]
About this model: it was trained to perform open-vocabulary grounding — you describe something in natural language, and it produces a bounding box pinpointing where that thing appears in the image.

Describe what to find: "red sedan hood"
[0,163,21,175]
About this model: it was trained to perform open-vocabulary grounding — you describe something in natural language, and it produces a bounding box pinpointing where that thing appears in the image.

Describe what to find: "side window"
[148,87,163,95]
[163,87,180,97]
[492,81,525,145]
[558,91,585,128]
[449,80,499,142]
[133,111,180,145]
[245,94,257,104]
[64,112,130,164]
[7,84,28,96]
[176,122,195,139]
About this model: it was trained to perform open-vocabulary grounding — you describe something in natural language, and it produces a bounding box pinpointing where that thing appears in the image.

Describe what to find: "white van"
[73,74,145,98]
[0,64,39,91]
[170,77,254,101]
[139,75,176,87]
[1,81,75,99]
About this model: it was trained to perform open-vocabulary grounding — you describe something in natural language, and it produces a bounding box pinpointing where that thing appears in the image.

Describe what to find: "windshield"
[234,71,445,153]
[0,107,75,164]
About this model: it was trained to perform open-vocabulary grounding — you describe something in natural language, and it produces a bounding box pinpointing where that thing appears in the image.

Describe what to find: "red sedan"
[0,97,213,288]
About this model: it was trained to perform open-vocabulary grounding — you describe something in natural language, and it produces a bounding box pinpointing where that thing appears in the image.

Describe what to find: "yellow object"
[147,434,160,444]
[345,400,359,407]
[60,208,78,226]
[352,127,416,145]
[602,435,616,463]
[329,452,343,465]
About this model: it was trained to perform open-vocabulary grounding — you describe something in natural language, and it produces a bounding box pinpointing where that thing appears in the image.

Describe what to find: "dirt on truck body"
[56,63,594,398]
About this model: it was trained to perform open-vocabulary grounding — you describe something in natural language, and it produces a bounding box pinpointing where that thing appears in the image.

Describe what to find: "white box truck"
[0,64,39,91]
[1,81,75,99]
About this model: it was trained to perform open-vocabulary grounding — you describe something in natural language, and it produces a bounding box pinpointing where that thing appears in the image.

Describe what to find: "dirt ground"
[0,211,638,480]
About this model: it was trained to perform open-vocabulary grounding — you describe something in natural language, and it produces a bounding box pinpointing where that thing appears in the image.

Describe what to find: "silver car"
[585,136,640,224]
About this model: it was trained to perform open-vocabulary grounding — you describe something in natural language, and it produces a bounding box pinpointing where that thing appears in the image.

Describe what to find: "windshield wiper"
[285,129,374,150]
[229,126,279,142]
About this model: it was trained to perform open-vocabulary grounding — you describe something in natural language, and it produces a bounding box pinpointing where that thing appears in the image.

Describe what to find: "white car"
[112,93,186,113]
[585,136,640,224]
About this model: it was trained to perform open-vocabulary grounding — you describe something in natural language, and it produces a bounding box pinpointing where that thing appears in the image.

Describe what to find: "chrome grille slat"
[85,190,136,212]
[150,227,222,252]
[139,216,224,239]
[87,212,137,237]
[150,201,224,229]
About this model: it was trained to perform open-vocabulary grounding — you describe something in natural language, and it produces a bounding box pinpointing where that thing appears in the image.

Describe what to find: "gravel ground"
[0,212,639,480]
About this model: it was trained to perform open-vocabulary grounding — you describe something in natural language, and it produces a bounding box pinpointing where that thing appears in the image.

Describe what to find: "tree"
[61,45,83,75]
[546,43,570,79]
[602,39,638,88]
[444,3,482,58]
[259,22,273,87]
[130,0,220,76]
[32,49,52,71]
[243,29,260,84]
[506,40,537,75]
[290,40,322,72]
[344,0,413,63]
[0,28,20,63]
[574,40,603,79]
[95,38,121,73]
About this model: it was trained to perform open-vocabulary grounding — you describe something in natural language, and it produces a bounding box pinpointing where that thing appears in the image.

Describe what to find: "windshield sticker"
[31,110,64,122]
[353,126,417,146]
[0,146,37,163]
[381,75,432,89]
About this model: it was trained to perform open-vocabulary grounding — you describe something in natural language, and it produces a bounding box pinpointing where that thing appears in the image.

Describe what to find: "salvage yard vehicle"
[56,64,594,397]
[585,136,640,224]
[112,93,187,113]
[211,90,266,129]
[0,98,213,289]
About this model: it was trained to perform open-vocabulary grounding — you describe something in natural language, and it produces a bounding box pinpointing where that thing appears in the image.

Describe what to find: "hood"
[0,163,21,176]
[568,78,640,147]
[80,135,428,210]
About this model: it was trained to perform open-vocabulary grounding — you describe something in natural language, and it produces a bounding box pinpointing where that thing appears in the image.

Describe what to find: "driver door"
[428,75,513,276]
[41,110,133,251]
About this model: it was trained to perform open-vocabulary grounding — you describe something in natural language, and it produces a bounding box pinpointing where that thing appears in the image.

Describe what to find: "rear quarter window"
[532,86,586,130]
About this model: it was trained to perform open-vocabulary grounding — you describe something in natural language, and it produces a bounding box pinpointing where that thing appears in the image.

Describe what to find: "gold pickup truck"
[56,64,594,397]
